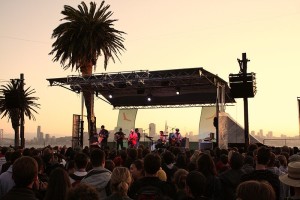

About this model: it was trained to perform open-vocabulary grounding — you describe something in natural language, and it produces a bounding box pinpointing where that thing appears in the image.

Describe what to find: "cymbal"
[146,136,153,138]
[162,135,168,136]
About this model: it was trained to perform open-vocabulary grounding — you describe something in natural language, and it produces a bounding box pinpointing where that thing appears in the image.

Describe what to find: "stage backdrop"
[199,106,216,141]
[117,109,138,136]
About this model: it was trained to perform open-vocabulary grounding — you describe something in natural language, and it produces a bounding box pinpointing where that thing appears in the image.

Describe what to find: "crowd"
[0,142,300,200]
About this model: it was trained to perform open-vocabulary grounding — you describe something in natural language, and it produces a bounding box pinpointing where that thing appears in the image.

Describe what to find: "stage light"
[176,87,180,95]
[147,94,152,102]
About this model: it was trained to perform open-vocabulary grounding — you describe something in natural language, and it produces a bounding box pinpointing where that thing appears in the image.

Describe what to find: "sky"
[0,0,300,140]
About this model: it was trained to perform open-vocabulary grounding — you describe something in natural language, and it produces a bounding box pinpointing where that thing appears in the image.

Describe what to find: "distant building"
[258,129,264,137]
[281,134,287,138]
[266,131,273,138]
[51,136,56,143]
[37,126,44,143]
[45,134,50,143]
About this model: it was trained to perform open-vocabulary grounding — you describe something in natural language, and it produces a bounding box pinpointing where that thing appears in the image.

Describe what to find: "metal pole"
[20,73,25,148]
[215,85,219,148]
[80,92,84,147]
[241,53,250,149]
[298,97,300,138]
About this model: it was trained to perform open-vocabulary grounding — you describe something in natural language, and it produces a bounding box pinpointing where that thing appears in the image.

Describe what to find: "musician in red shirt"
[128,129,138,148]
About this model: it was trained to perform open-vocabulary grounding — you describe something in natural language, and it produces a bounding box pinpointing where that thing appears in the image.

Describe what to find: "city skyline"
[1,1,300,139]
[0,123,296,142]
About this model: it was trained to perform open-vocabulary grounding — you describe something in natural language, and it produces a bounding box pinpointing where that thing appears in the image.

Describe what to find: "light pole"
[297,97,300,138]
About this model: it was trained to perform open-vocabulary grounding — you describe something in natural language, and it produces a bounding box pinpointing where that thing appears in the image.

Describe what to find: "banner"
[199,107,216,140]
[117,109,138,136]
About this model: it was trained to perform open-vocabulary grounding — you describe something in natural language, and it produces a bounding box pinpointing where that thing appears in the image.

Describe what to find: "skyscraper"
[149,123,156,138]
[37,125,44,143]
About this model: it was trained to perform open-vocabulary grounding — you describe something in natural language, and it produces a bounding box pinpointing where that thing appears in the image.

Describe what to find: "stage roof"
[47,67,235,109]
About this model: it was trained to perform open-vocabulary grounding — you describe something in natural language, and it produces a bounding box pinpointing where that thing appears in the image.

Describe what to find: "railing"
[263,139,300,147]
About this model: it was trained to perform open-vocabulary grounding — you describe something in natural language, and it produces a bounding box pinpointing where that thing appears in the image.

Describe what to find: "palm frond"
[0,80,40,125]
[49,0,126,72]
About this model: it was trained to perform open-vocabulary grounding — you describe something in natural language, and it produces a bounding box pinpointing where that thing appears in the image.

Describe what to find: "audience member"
[128,153,176,199]
[0,147,8,172]
[157,168,167,182]
[104,167,132,200]
[279,161,300,200]
[105,159,115,172]
[0,150,22,198]
[236,180,276,200]
[42,148,63,176]
[69,152,88,187]
[32,155,48,200]
[185,171,208,200]
[277,154,288,174]
[67,183,99,200]
[123,148,138,169]
[1,151,12,173]
[187,150,201,171]
[219,151,245,200]
[129,159,144,182]
[173,168,189,200]
[81,148,112,198]
[197,153,222,200]
[44,167,71,200]
[2,156,39,200]
[161,150,178,182]
[241,146,281,200]
[241,155,255,174]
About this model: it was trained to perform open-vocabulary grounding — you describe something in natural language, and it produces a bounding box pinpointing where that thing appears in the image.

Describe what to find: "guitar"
[98,134,105,143]
[169,133,181,146]
[114,132,126,142]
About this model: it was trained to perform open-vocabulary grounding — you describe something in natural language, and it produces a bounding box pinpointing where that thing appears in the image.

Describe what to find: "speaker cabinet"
[229,73,256,98]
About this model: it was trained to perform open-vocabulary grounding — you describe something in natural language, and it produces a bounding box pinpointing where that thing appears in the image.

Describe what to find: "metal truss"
[47,67,236,108]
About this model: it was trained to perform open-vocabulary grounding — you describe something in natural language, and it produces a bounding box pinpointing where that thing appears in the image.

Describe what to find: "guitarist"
[114,128,125,150]
[99,125,109,149]
[169,128,182,147]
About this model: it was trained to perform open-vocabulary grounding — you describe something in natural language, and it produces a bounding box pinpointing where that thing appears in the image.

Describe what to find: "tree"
[0,79,40,148]
[49,1,126,143]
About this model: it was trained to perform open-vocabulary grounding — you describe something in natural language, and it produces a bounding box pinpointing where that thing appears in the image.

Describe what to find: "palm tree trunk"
[80,62,97,146]
[14,126,20,148]
[11,109,20,148]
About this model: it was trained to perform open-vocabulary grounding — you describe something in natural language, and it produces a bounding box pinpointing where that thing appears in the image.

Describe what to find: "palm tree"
[49,1,126,143]
[0,79,40,148]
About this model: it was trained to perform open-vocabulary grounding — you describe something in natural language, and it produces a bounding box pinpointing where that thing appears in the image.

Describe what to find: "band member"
[156,130,167,149]
[159,131,167,143]
[135,128,141,148]
[114,128,125,150]
[99,125,109,149]
[128,129,138,148]
[170,128,182,146]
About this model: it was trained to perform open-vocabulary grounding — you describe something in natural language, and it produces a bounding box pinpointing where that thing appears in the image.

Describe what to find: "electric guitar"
[114,133,126,142]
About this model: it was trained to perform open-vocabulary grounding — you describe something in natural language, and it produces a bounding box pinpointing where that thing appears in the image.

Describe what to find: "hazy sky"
[1,0,300,140]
